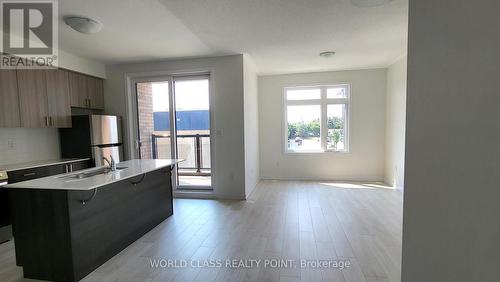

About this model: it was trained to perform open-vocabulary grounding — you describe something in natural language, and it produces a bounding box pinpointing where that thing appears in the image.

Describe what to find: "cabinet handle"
[69,164,73,172]
[88,98,91,108]
[23,172,36,177]
[49,116,53,127]
[44,116,49,127]
[65,165,69,173]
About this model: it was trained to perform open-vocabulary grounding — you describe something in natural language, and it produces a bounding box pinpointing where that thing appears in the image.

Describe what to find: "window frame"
[282,84,351,154]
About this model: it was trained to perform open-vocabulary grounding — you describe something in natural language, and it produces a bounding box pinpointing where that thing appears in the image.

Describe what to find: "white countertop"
[3,159,181,191]
[0,158,91,172]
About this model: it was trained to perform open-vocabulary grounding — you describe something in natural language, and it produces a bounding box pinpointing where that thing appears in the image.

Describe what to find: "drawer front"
[8,164,67,183]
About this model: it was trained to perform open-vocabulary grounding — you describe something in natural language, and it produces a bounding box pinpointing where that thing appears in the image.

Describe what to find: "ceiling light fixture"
[350,0,393,8]
[319,51,336,58]
[64,16,103,34]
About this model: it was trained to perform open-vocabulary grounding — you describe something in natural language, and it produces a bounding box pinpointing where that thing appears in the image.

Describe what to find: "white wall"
[385,56,407,189]
[243,54,260,198]
[259,69,387,181]
[105,55,247,199]
[58,49,106,78]
[7,32,106,78]
[402,1,500,281]
[0,128,61,166]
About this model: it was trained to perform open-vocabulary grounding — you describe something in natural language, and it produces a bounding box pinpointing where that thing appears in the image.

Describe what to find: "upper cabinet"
[0,68,105,128]
[69,72,88,108]
[88,76,104,110]
[69,72,104,110]
[17,69,74,128]
[0,70,21,127]
[46,69,72,128]
[17,70,50,128]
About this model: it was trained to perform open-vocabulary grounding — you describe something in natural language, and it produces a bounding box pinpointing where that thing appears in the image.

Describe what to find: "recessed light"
[319,51,336,58]
[64,16,103,34]
[350,0,393,8]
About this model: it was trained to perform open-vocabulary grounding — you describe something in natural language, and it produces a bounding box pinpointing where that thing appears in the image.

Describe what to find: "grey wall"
[105,55,247,199]
[402,1,500,281]
[259,69,387,181]
[385,56,407,189]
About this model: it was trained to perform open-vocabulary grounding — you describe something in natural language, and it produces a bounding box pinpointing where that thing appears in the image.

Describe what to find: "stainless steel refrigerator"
[60,115,124,167]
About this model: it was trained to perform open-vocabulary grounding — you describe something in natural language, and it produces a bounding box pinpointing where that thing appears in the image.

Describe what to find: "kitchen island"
[3,159,180,282]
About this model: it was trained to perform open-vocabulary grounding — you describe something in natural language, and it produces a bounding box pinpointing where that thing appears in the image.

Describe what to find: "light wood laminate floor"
[0,181,403,282]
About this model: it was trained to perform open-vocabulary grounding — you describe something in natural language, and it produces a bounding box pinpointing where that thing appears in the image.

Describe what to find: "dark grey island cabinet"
[4,159,179,282]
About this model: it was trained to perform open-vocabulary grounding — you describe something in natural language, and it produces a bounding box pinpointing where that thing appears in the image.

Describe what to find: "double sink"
[60,166,128,180]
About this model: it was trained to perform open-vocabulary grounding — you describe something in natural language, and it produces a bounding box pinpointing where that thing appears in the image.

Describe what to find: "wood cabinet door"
[69,72,88,108]
[87,76,104,110]
[0,69,21,127]
[17,70,49,128]
[46,69,72,128]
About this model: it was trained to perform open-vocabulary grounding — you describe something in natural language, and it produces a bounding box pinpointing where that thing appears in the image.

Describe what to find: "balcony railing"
[152,133,211,176]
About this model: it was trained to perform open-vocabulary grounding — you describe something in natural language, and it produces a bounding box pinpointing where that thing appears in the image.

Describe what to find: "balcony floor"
[178,175,212,188]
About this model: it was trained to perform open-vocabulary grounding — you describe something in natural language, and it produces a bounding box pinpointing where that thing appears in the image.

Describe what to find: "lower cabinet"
[7,161,91,183]
[8,165,66,183]
[3,160,91,242]
[8,168,173,282]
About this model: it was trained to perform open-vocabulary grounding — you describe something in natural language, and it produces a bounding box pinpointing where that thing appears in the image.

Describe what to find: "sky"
[286,88,346,123]
[287,104,344,124]
[152,79,209,112]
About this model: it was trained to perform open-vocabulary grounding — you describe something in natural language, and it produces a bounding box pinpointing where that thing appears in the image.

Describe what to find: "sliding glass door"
[134,74,212,190]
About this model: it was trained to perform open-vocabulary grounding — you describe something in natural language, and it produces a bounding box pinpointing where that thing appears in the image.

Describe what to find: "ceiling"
[59,0,408,74]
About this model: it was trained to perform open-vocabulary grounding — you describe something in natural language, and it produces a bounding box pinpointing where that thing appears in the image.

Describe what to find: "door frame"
[125,69,215,192]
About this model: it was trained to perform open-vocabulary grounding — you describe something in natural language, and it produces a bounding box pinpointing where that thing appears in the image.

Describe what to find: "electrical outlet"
[7,140,15,149]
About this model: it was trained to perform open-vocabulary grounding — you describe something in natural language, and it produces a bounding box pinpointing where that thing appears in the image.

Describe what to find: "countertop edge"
[3,160,180,191]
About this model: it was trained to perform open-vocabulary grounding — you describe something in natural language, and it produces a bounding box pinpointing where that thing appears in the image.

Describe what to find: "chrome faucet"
[103,155,116,171]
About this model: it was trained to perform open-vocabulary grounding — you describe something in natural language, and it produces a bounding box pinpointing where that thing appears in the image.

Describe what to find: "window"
[284,84,349,153]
